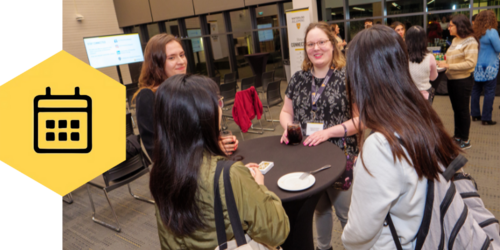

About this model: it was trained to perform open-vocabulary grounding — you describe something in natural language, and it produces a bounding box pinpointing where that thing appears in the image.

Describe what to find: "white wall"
[293,0,319,22]
[63,0,132,84]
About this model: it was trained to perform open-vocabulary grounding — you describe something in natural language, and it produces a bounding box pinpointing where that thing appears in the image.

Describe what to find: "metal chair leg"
[63,193,74,204]
[86,184,121,232]
[265,105,280,123]
[128,184,155,204]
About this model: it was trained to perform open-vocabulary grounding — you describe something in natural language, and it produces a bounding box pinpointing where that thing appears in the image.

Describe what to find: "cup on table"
[287,122,303,145]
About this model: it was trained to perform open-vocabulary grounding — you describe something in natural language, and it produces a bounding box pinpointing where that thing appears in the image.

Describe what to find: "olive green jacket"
[155,154,290,250]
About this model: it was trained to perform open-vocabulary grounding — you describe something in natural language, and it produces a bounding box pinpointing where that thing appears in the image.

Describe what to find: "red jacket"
[232,86,263,132]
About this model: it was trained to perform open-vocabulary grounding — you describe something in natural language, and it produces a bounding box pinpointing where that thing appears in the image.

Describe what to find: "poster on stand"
[286,8,311,78]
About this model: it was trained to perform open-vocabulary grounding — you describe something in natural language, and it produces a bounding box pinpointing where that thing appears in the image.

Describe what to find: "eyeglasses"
[306,40,331,49]
[218,96,224,108]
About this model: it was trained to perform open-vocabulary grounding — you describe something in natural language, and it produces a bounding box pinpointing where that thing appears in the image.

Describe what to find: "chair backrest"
[125,82,139,105]
[102,112,148,190]
[240,76,256,91]
[262,71,274,90]
[266,80,283,107]
[224,72,236,84]
[220,80,237,106]
[126,113,134,137]
[210,76,221,86]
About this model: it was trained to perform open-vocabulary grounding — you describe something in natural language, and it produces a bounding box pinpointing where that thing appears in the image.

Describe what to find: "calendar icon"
[34,87,92,153]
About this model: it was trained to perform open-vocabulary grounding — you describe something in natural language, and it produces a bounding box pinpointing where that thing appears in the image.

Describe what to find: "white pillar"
[292,0,319,23]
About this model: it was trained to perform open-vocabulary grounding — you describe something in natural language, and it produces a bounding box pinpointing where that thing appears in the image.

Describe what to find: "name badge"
[306,122,324,136]
[455,44,463,50]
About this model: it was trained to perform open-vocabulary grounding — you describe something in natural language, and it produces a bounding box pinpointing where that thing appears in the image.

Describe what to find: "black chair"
[262,80,283,127]
[259,71,275,94]
[125,82,138,110]
[220,80,237,108]
[240,76,256,91]
[210,76,221,87]
[86,113,154,232]
[224,72,237,84]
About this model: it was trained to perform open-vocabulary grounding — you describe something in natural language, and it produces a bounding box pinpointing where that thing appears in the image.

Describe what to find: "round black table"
[244,53,269,89]
[232,135,346,250]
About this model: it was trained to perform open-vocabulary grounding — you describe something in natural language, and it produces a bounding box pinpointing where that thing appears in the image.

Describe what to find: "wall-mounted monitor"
[257,24,274,42]
[83,33,144,69]
[187,29,204,53]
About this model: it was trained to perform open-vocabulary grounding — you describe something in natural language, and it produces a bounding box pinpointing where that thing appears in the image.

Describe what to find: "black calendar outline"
[34,87,92,153]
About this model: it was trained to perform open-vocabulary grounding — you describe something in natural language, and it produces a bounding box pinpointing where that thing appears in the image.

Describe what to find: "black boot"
[482,120,497,125]
[472,116,482,121]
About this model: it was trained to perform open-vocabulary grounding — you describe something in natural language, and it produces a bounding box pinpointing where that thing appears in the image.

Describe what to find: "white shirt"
[342,132,427,250]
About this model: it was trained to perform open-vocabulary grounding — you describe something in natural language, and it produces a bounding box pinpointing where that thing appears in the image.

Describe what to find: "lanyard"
[311,68,335,112]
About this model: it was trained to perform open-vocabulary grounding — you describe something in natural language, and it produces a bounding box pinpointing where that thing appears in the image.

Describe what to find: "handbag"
[213,161,281,250]
[333,124,354,190]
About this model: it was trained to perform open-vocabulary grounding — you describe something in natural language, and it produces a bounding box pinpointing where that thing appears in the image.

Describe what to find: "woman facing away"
[150,74,289,250]
[437,14,478,149]
[405,25,439,103]
[471,10,500,125]
[341,24,462,250]
[280,22,359,250]
[132,34,238,159]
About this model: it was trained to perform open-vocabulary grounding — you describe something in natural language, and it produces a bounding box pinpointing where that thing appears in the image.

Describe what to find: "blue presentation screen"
[83,33,144,69]
[257,24,273,42]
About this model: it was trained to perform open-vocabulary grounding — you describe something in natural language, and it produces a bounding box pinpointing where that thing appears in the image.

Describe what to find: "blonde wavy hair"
[302,22,346,71]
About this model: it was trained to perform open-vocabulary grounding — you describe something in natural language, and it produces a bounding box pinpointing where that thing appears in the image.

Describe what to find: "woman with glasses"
[437,14,478,149]
[133,34,238,158]
[150,74,289,249]
[279,22,359,250]
[471,10,500,126]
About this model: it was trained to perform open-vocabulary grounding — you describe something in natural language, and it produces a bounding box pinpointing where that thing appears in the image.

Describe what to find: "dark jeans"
[448,75,474,141]
[471,77,498,121]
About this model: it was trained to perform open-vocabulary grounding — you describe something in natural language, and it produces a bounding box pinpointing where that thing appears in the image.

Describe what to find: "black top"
[285,68,358,155]
[136,88,155,158]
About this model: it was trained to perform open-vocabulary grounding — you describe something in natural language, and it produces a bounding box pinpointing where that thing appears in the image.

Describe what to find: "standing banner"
[286,8,311,78]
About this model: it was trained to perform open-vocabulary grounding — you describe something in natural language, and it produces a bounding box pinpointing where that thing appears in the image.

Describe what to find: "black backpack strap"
[442,155,468,181]
[386,213,403,250]
[214,161,228,249]
[222,161,247,246]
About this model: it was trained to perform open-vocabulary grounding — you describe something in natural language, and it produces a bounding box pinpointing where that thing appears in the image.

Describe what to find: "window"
[426,0,470,12]
[349,0,383,19]
[473,0,500,7]
[386,0,423,15]
[164,20,180,37]
[348,18,383,40]
[184,17,207,75]
[147,23,160,39]
[387,15,424,31]
[324,0,345,21]
[256,4,280,27]
[427,11,469,45]
[207,13,231,78]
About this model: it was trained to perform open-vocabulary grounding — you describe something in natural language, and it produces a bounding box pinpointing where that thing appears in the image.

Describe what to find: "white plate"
[277,172,316,191]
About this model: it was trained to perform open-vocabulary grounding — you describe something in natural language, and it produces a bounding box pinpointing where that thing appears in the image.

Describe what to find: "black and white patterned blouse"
[285,68,359,156]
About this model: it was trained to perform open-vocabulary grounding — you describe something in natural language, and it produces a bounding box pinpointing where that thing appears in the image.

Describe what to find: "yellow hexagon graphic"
[0,50,125,196]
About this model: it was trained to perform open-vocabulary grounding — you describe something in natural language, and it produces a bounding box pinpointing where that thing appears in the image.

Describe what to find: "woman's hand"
[280,129,289,144]
[437,61,449,69]
[221,136,239,155]
[245,163,264,185]
[303,130,330,146]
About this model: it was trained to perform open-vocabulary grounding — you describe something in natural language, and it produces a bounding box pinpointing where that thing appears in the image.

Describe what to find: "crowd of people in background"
[129,10,498,250]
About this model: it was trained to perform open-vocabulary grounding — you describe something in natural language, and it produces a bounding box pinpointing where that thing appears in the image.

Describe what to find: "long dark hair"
[346,25,462,181]
[405,25,429,64]
[132,34,182,102]
[451,14,476,41]
[150,74,226,236]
